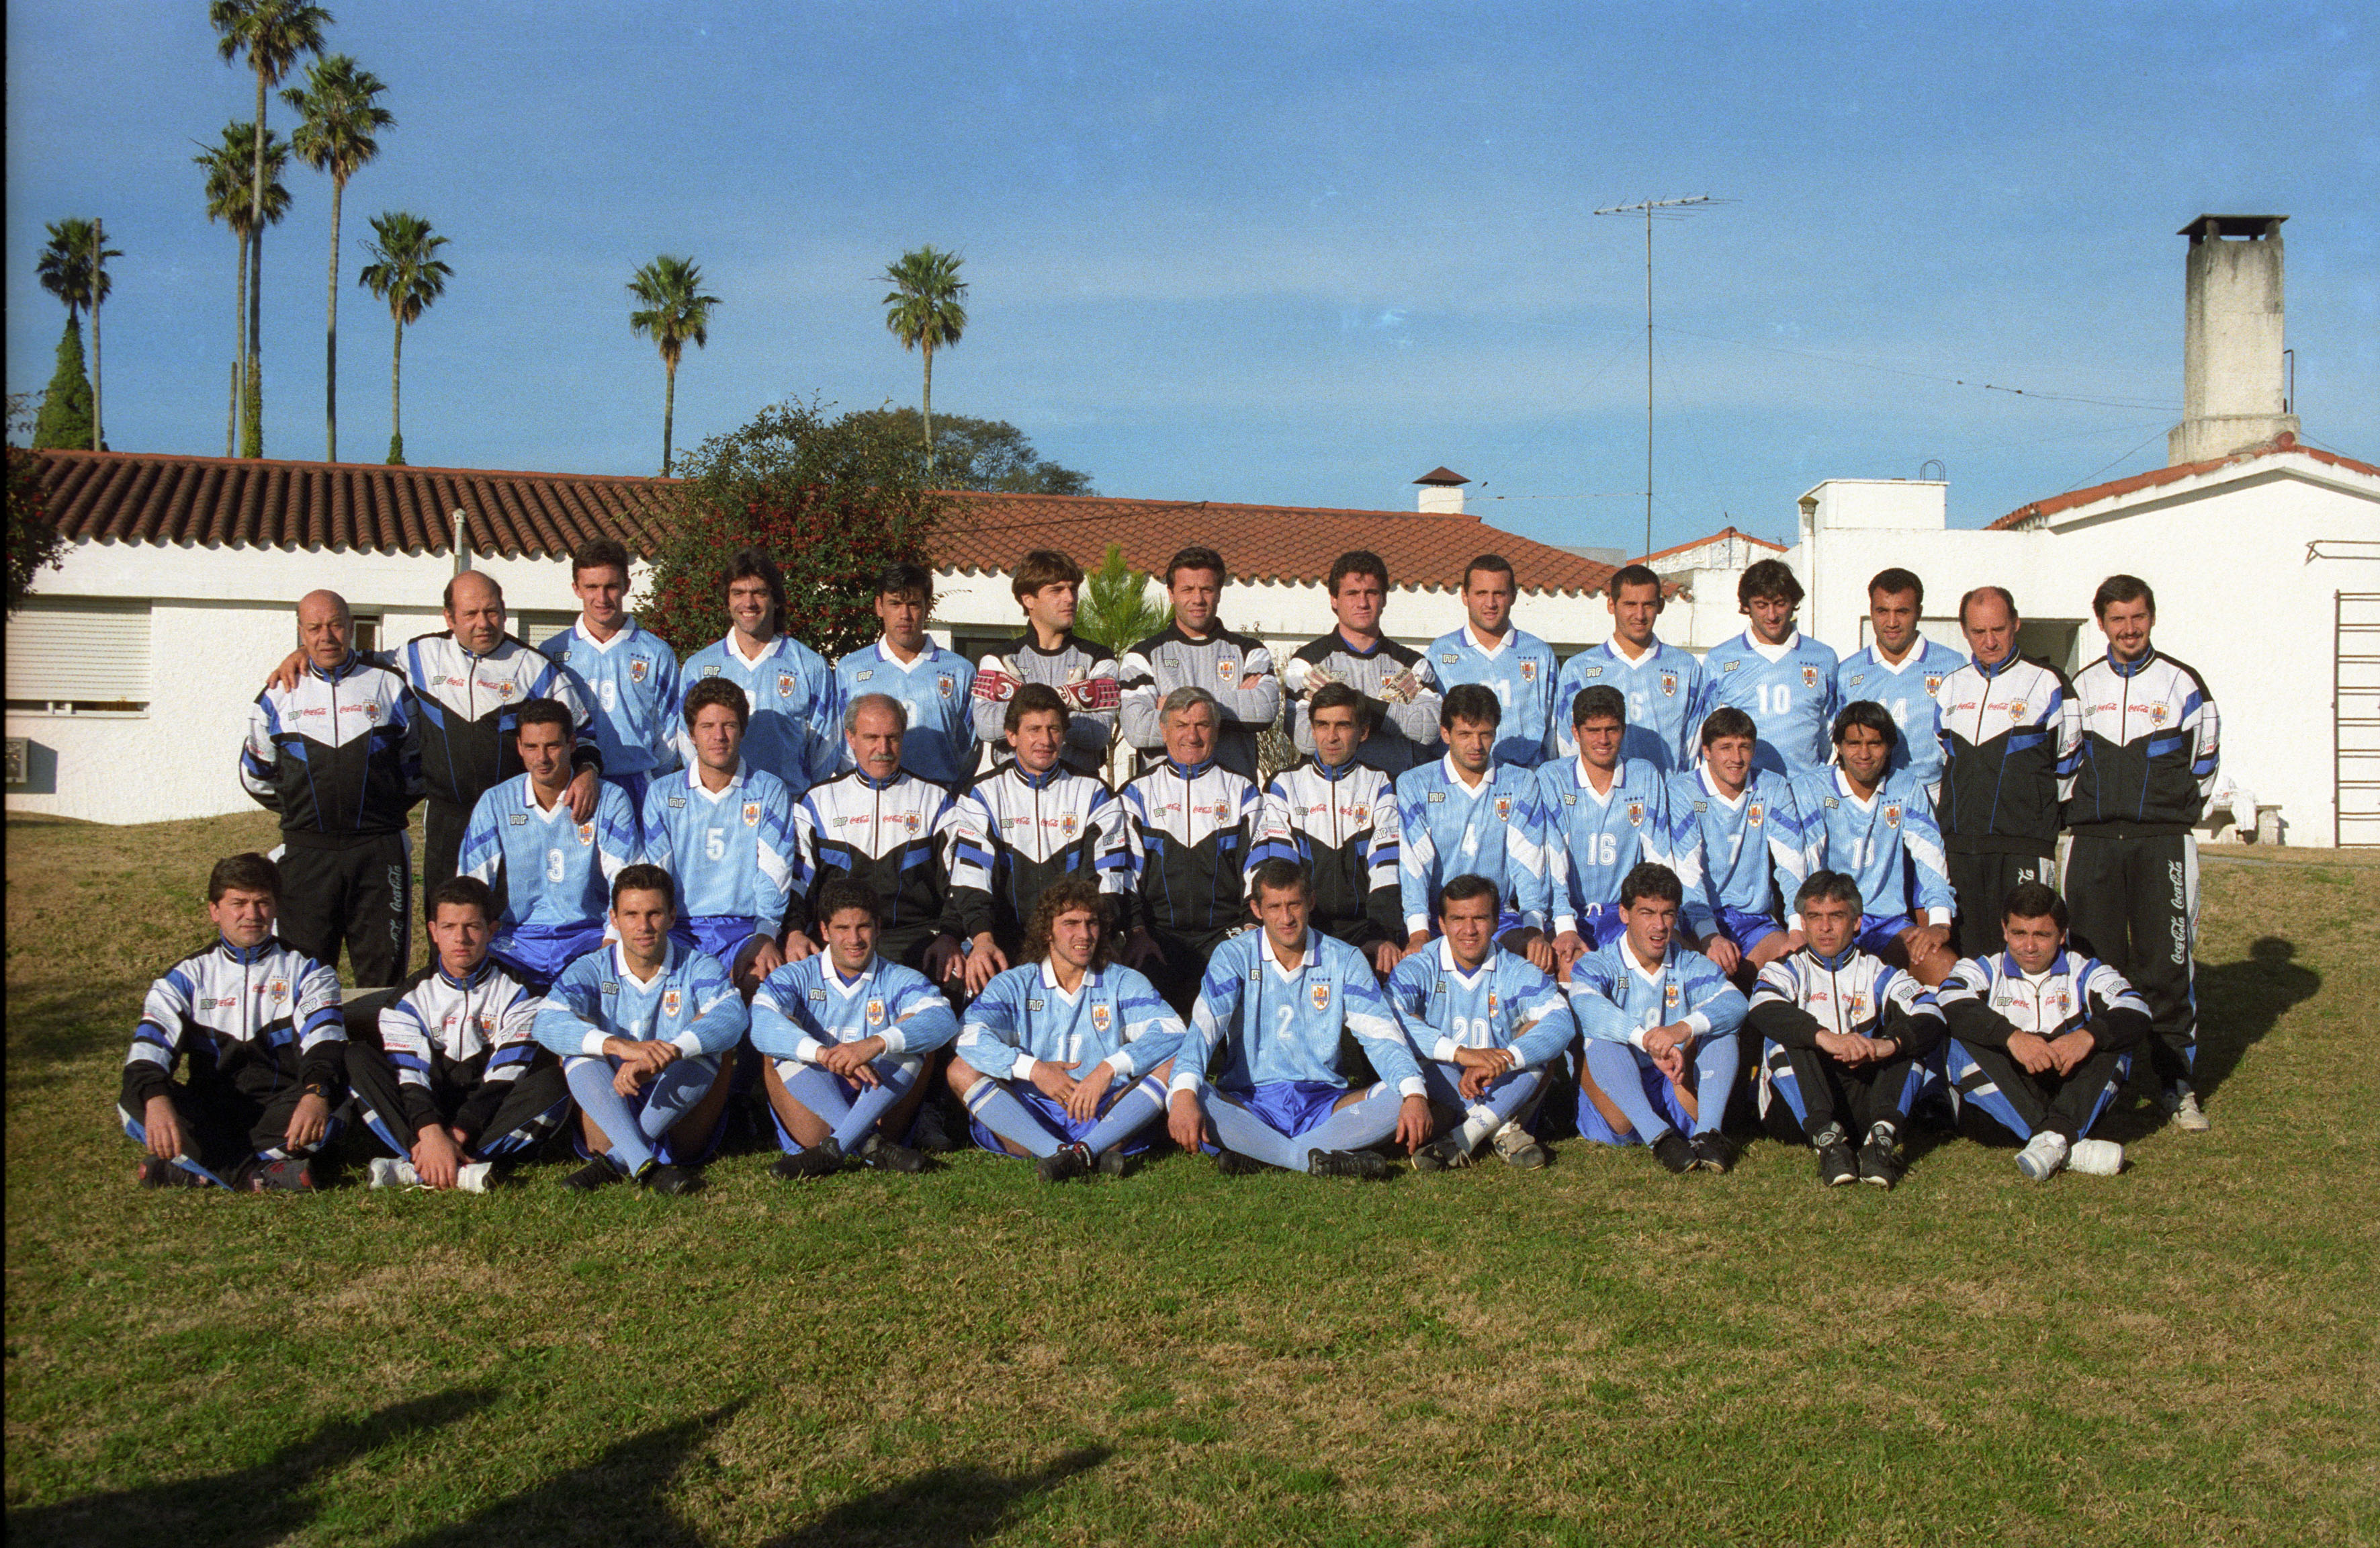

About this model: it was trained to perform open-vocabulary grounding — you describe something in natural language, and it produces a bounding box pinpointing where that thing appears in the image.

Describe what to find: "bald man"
[241,591,424,986]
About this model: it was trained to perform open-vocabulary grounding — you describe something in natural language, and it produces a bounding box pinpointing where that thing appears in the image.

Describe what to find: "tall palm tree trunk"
[921,344,935,482]
[91,269,103,452]
[230,233,248,455]
[245,69,267,458]
[324,175,343,460]
[661,359,677,476]
[388,314,404,464]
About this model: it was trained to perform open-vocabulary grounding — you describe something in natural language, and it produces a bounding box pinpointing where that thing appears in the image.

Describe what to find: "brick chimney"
[1415,466,1469,515]
[2169,214,2301,466]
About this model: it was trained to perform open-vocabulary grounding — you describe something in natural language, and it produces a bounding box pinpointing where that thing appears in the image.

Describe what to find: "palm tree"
[625,255,719,476]
[879,245,967,480]
[37,220,122,452]
[284,54,392,463]
[195,123,291,454]
[356,211,450,466]
[210,0,331,457]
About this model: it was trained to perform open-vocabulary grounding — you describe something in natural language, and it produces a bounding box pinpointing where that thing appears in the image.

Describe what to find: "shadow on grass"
[4,981,152,1081]
[6,1387,496,1548]
[758,1446,1112,1548]
[2193,935,2321,1099]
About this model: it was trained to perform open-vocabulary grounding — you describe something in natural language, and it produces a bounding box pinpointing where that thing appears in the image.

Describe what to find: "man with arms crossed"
[788,694,966,978]
[1171,859,1433,1178]
[1550,564,1703,772]
[640,679,802,994]
[1693,558,1839,778]
[1396,684,1555,970]
[1835,567,1964,803]
[1284,550,1442,776]
[680,548,839,798]
[1665,707,1809,986]
[1427,554,1560,769]
[836,563,977,786]
[1254,682,1405,976]
[951,876,1188,1182]
[541,538,682,819]
[1788,701,1958,986]
[1118,546,1280,781]
[1540,685,1675,978]
[971,548,1120,777]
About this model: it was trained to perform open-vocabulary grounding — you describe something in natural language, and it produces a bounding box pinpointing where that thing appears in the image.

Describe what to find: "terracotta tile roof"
[1631,524,1786,565]
[1987,432,2380,531]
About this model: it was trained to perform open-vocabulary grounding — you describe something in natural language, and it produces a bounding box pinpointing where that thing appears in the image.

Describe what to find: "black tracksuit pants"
[1946,849,2055,957]
[119,1079,326,1178]
[343,1043,572,1160]
[1759,1045,1921,1146]
[1949,1039,2127,1142]
[422,800,470,910]
[2063,831,2197,1090]
[278,833,412,988]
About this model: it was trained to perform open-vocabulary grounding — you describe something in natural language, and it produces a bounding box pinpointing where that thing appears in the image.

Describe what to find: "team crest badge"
[1626,800,1645,828]
[1487,992,1499,1017]
[1091,1004,1112,1035]
[777,673,796,699]
[1311,983,1332,1011]
[2148,703,2168,726]
[364,701,382,723]
[663,990,682,1019]
[1059,812,1079,837]
[936,673,956,699]
[1802,665,1820,688]
[578,822,595,845]
[478,1013,497,1034]
[1217,658,1238,683]
[903,812,922,835]
[1664,982,1681,1008]
[1659,672,1678,697]
[866,997,887,1026]
[1520,659,1537,682]
[1748,802,1765,827]
[1494,796,1513,822]
[1924,673,1945,697]
[743,802,762,826]
[630,658,649,684]
[266,980,287,1000]
[1213,802,1232,820]
[1352,804,1370,824]
[1884,804,1902,828]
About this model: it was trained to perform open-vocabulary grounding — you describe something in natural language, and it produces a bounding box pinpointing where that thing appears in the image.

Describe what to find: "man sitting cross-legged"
[532,865,747,1195]
[748,879,959,1179]
[949,876,1188,1182]
[1386,874,1577,1173]
[344,875,573,1191]
[1745,870,1946,1191]
[1934,880,2147,1182]
[118,852,345,1192]
[1168,859,1432,1179]
[1565,861,1750,1175]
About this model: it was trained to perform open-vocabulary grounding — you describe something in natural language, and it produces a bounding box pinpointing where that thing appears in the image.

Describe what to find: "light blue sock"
[832,1056,921,1151]
[566,1058,656,1173]
[779,1062,854,1148]
[1082,1074,1168,1156]
[1581,1039,1675,1143]
[1204,1094,1309,1170]
[1689,1035,1740,1137]
[635,1056,721,1148]
[1297,1084,1401,1158]
[962,1075,1064,1158]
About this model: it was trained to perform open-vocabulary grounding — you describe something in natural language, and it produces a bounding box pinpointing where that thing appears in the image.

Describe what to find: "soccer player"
[1834,567,1964,802]
[835,562,977,785]
[1665,707,1808,984]
[118,853,345,1192]
[749,879,959,1178]
[1540,685,1675,976]
[1565,861,1750,1174]
[951,876,1188,1181]
[1935,586,2079,958]
[1693,558,1839,777]
[678,548,840,798]
[1935,881,2146,1182]
[532,865,746,1193]
[1117,546,1280,781]
[946,684,1131,994]
[1427,554,1560,769]
[789,693,965,977]
[1396,684,1554,970]
[343,876,573,1191]
[1118,687,1264,1011]
[1550,564,1704,772]
[971,548,1119,778]
[1253,682,1405,975]
[1746,871,1945,1189]
[2064,574,2221,1132]
[1386,875,1576,1172]
[639,679,801,991]
[1169,859,1432,1178]
[1788,701,1957,986]
[457,697,639,990]
[238,588,420,988]
[540,538,683,817]
[1284,550,1442,776]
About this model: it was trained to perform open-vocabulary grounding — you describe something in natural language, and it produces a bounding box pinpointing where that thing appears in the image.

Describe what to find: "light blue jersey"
[748,951,960,1062]
[1834,638,1966,794]
[1427,624,1561,769]
[1178,929,1425,1099]
[639,763,798,935]
[1786,767,1955,929]
[680,632,839,796]
[1664,765,1810,937]
[1549,638,1705,772]
[459,773,638,937]
[1395,757,1554,937]
[540,618,682,784]
[1536,755,1675,938]
[956,961,1186,1082]
[532,939,748,1058]
[834,640,977,787]
[1385,941,1578,1070]
[1566,936,1749,1049]
[1693,630,1842,777]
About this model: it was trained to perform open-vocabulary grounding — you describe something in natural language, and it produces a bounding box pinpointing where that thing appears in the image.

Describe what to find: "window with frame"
[4,598,152,715]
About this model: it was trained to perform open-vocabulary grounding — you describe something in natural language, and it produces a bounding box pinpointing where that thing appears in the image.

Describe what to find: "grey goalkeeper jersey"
[970,636,1120,778]
[1283,632,1444,777]
[1118,622,1281,782]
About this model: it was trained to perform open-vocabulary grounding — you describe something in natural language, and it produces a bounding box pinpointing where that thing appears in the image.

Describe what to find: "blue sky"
[7,1,2374,556]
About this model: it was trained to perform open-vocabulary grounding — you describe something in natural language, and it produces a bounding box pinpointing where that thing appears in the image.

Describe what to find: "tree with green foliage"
[31,324,95,453]
[284,53,392,463]
[35,220,117,452]
[879,246,967,480]
[640,400,945,663]
[842,407,1094,495]
[356,211,450,466]
[1074,544,1173,654]
[195,122,291,456]
[211,0,331,458]
[626,255,719,477]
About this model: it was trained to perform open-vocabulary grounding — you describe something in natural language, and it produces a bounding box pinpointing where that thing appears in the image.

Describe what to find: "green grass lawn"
[7,812,2378,1547]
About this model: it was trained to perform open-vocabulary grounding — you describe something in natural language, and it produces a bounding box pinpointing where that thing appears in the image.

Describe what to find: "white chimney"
[2168,214,2300,466]
[1415,466,1469,515]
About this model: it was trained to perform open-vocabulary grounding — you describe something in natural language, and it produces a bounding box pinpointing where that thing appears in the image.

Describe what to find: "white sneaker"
[455,1162,493,1193]
[2015,1131,2070,1182]
[367,1157,401,1189]
[2068,1137,2125,1176]
[2164,1088,2211,1132]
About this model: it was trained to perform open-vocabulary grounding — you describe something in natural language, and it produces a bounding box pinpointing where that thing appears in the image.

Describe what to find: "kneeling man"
[1169,859,1431,1178]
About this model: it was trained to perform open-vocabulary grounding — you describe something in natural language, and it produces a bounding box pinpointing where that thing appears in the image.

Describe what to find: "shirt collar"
[1009,761,1067,791]
[686,761,748,794]
[1436,937,1493,982]
[1464,622,1511,656]
[612,939,672,986]
[1439,752,1496,791]
[1805,941,1861,973]
[725,630,781,667]
[2107,647,2158,678]
[216,936,277,965]
[438,954,501,990]
[1165,756,1216,780]
[1264,930,1315,979]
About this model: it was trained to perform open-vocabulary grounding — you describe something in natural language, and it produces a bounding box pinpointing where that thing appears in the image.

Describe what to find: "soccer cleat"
[636,1162,705,1196]
[910,1105,960,1154]
[1214,1149,1268,1177]
[368,1158,424,1189]
[1490,1119,1546,1169]
[135,1156,205,1190]
[1036,1142,1094,1183]
[454,1162,494,1194]
[2015,1131,2070,1182]
[2067,1137,2125,1176]
[857,1134,927,1174]
[770,1140,846,1181]
[1409,1135,1471,1173]
[2162,1086,2211,1133]
[563,1157,624,1191]
[244,1158,315,1193]
[1650,1129,1696,1174]
[1307,1148,1389,1179]
[1857,1123,1906,1190]
[1812,1124,1857,1187]
[1096,1146,1131,1178]
[1688,1133,1734,1174]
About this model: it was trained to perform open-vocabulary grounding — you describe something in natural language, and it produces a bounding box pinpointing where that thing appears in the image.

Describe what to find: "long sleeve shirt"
[1932,949,2150,1053]
[1425,624,1561,769]
[1786,767,1955,930]
[788,768,956,939]
[1745,944,1943,1059]
[1693,629,1842,777]
[1121,758,1263,939]
[955,960,1186,1082]
[970,634,1120,778]
[122,936,345,1111]
[1548,638,1706,773]
[1117,621,1280,781]
[1179,928,1425,1099]
[1253,759,1404,951]
[238,651,421,843]
[532,940,748,1060]
[1395,755,1554,937]
[542,617,683,783]
[1935,651,2080,855]
[1564,936,1749,1051]
[1835,638,1967,795]
[680,632,840,796]
[834,640,977,787]
[1385,940,1579,1071]
[1536,755,1675,937]
[377,955,546,1136]
[1663,765,1808,939]
[1283,632,1443,776]
[2065,648,2221,836]
[945,763,1130,948]
[459,774,638,937]
[748,952,960,1062]
[639,763,799,941]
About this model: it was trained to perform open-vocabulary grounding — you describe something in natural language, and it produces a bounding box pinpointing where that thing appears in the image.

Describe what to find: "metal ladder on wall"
[2338,592,2380,847]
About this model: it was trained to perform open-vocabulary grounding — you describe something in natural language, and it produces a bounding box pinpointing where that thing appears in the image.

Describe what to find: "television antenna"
[1592,194,1733,559]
